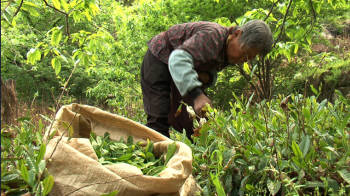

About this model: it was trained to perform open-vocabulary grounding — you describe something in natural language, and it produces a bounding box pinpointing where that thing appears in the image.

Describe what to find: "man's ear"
[227,29,242,43]
[233,29,242,38]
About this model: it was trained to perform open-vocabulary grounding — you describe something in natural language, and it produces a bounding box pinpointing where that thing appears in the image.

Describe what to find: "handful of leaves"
[90,132,176,176]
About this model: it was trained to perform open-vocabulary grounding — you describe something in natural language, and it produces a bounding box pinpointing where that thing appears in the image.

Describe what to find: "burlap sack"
[44,103,200,196]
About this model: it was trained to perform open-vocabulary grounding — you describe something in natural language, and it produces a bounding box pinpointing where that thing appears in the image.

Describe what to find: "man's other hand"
[193,93,212,116]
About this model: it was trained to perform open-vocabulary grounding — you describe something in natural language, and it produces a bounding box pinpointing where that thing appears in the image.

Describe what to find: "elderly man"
[141,20,273,138]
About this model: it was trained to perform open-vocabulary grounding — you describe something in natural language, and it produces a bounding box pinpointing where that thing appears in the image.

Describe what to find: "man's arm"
[168,49,203,97]
[168,49,211,115]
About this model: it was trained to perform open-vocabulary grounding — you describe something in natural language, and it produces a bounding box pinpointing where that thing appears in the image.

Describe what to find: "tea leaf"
[299,135,310,157]
[1,174,20,182]
[38,160,46,175]
[304,181,324,188]
[101,190,119,196]
[90,134,170,176]
[20,160,29,184]
[36,143,46,165]
[43,175,54,196]
[210,173,226,196]
[317,99,328,113]
[145,151,155,162]
[310,85,318,95]
[165,142,176,165]
[28,169,36,187]
[337,169,350,184]
[324,146,339,157]
[267,179,281,196]
[292,141,303,159]
[146,165,166,176]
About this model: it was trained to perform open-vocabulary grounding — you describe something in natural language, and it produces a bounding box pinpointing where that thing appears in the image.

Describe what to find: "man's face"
[226,30,259,64]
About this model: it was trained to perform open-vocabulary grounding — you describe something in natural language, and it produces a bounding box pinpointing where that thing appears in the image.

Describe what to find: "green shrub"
[172,93,350,195]
[1,119,54,196]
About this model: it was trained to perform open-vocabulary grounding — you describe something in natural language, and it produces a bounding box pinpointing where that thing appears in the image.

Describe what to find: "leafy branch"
[46,61,78,141]
[273,0,293,48]
[302,0,317,40]
[48,111,78,159]
[308,0,316,20]
[13,0,23,17]
[264,0,281,21]
[42,0,70,36]
[235,63,264,100]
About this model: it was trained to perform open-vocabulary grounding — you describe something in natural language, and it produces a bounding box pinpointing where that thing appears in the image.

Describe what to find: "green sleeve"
[168,49,202,97]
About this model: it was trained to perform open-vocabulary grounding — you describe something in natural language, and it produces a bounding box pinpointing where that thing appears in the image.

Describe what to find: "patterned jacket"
[148,21,235,71]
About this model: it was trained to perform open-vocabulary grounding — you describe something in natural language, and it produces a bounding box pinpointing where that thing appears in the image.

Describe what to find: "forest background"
[1,0,350,195]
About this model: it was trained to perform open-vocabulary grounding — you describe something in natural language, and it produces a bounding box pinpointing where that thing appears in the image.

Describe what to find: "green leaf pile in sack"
[44,103,200,196]
[90,133,177,176]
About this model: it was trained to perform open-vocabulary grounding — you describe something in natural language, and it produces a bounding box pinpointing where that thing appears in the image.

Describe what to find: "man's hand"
[193,93,212,116]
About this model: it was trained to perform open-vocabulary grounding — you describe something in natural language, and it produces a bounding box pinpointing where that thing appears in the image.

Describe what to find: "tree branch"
[13,0,23,17]
[236,65,264,99]
[264,0,281,21]
[42,0,67,15]
[42,0,70,36]
[65,14,70,37]
[308,0,316,20]
[273,0,293,48]
[265,59,272,99]
[256,65,266,100]
[304,0,317,36]
[46,63,78,141]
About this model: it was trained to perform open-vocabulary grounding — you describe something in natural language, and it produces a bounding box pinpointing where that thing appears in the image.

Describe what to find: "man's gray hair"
[238,20,273,56]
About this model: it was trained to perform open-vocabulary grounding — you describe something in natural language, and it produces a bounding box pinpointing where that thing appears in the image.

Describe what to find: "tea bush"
[1,119,54,195]
[172,92,350,195]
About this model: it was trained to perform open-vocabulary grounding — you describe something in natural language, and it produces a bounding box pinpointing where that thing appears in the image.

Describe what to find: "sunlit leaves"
[42,175,54,196]
[22,2,40,17]
[51,27,63,46]
[51,57,61,75]
[242,62,250,75]
[27,48,42,65]
[52,0,61,10]
[60,0,70,13]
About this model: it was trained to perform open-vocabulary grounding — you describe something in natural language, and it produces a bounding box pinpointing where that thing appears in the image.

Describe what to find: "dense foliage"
[1,120,53,195]
[1,0,349,195]
[172,92,350,195]
[2,0,349,111]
